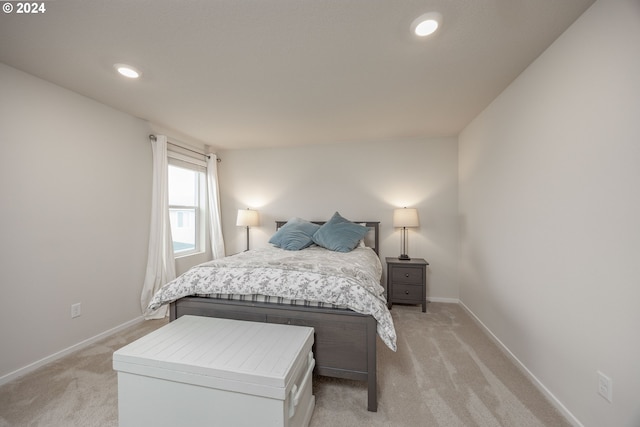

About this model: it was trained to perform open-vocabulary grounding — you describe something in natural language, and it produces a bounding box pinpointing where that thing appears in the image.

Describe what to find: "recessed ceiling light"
[114,63,141,79]
[411,12,442,37]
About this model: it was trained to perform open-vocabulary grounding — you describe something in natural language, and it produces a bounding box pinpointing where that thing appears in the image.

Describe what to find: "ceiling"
[0,0,595,150]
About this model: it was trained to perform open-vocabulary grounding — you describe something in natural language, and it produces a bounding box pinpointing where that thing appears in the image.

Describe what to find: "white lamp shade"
[393,208,419,228]
[236,209,259,227]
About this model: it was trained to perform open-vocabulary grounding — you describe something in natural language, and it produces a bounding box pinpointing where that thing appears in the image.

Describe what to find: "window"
[168,161,205,256]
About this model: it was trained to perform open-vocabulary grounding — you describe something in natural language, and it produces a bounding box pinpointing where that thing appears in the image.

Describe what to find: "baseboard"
[427,297,460,304]
[458,301,584,427]
[0,316,145,387]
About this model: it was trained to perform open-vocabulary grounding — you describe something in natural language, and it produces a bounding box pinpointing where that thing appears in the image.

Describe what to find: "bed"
[146,214,396,412]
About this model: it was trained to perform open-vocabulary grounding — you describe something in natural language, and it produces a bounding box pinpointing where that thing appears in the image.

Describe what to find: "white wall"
[0,63,153,381]
[217,138,459,301]
[458,1,640,426]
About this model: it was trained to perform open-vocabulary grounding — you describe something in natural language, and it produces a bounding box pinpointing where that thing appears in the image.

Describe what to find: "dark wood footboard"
[170,296,378,412]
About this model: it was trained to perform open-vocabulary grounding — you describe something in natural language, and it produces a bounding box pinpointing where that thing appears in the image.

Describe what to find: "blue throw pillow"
[312,212,368,252]
[269,218,320,250]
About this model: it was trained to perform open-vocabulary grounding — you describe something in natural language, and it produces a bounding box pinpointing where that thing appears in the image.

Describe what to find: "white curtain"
[141,135,176,319]
[207,154,226,259]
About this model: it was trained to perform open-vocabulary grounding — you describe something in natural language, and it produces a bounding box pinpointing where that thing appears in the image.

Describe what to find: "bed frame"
[169,221,381,412]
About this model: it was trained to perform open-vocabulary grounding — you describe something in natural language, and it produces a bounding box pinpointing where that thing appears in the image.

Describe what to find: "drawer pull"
[405,290,410,294]
[405,273,410,277]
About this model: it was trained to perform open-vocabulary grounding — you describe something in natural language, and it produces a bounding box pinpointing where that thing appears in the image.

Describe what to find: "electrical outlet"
[597,371,613,403]
[71,303,82,318]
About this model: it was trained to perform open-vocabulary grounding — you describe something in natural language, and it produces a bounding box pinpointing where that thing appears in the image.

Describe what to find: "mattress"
[193,293,349,309]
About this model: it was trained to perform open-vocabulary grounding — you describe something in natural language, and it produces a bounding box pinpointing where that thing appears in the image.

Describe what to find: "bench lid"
[113,316,314,399]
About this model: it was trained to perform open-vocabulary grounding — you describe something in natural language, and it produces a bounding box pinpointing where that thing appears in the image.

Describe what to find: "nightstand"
[386,257,429,312]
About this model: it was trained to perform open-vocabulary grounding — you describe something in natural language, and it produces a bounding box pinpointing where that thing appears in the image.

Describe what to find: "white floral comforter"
[146,246,397,351]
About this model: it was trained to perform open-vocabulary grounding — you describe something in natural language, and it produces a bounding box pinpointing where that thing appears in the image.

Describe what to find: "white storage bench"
[113,315,315,427]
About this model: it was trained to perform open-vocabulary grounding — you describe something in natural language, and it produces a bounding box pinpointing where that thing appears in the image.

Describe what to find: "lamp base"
[398,254,411,261]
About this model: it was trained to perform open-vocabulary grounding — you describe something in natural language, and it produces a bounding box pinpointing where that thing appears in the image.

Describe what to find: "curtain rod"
[148,134,221,162]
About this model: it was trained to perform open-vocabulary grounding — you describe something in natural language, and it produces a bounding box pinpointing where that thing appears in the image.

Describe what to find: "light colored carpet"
[0,303,570,426]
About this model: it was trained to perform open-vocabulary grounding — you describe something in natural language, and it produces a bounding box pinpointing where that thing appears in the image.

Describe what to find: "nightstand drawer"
[391,267,423,284]
[392,284,423,302]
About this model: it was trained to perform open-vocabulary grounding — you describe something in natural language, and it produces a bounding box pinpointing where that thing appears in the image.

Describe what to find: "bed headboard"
[275,221,380,255]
